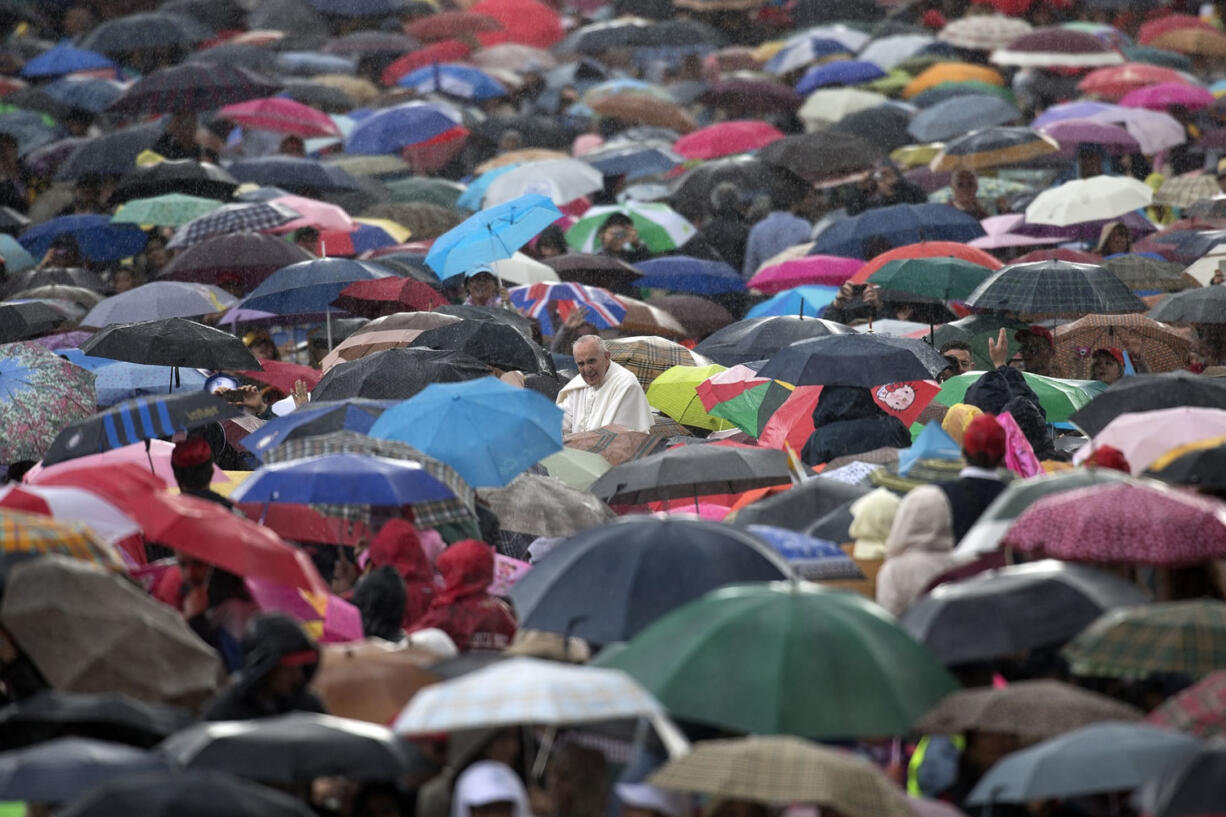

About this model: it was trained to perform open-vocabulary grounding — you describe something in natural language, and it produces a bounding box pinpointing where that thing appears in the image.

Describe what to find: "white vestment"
[556,360,653,434]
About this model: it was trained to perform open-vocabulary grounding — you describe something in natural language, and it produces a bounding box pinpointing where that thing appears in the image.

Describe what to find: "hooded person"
[202,612,327,721]
[366,519,437,629]
[451,761,533,817]
[848,488,901,560]
[800,386,911,468]
[876,485,957,616]
[353,565,409,643]
[409,540,517,652]
[940,403,983,447]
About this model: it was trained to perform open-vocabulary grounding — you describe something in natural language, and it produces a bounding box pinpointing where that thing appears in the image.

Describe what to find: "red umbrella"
[238,360,323,393]
[1012,247,1101,264]
[469,0,564,49]
[217,97,341,138]
[381,41,472,85]
[748,255,862,293]
[235,502,372,546]
[406,12,503,43]
[331,277,447,317]
[673,121,785,161]
[1138,14,1219,46]
[1003,482,1226,566]
[1078,64,1190,101]
[850,241,1001,283]
[1119,82,1216,112]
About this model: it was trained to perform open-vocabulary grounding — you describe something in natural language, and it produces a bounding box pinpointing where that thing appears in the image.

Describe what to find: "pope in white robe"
[556,335,653,435]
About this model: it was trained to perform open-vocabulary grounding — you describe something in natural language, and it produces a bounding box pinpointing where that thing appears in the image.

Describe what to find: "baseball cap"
[1014,325,1054,348]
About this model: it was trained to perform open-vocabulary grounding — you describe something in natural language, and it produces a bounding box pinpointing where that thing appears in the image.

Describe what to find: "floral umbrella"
[0,341,95,463]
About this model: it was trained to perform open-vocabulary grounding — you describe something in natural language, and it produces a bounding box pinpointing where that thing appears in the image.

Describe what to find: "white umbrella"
[1024,175,1153,227]
[858,34,935,71]
[789,24,870,53]
[489,252,561,285]
[798,88,887,131]
[938,15,1032,51]
[968,214,1061,250]
[392,657,689,757]
[483,159,604,207]
[1184,249,1226,285]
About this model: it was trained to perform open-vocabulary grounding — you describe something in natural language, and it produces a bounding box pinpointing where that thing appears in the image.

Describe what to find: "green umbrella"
[708,379,793,437]
[868,257,998,302]
[936,370,1100,422]
[929,314,1029,369]
[566,202,697,254]
[111,193,224,227]
[539,447,610,491]
[385,177,465,210]
[865,69,911,95]
[592,581,960,739]
[646,364,736,432]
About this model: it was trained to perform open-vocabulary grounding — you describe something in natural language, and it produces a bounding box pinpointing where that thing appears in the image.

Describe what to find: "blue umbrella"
[231,452,455,505]
[425,193,563,279]
[744,524,863,580]
[241,399,397,460]
[19,215,148,262]
[19,45,116,79]
[811,203,986,260]
[276,51,357,76]
[241,258,395,315]
[226,156,363,193]
[908,95,1021,143]
[369,377,564,487]
[583,143,683,181]
[398,64,507,101]
[0,234,36,273]
[0,108,66,156]
[764,37,850,76]
[57,348,207,407]
[304,0,410,16]
[634,256,746,295]
[457,164,520,212]
[794,60,886,95]
[0,737,175,803]
[746,285,840,318]
[42,76,127,113]
[345,101,462,155]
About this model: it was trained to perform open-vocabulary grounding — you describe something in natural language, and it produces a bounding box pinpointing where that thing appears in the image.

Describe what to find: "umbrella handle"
[144,438,155,475]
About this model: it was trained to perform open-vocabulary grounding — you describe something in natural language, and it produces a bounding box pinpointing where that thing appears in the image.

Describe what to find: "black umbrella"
[628,19,727,47]
[78,12,211,56]
[668,156,811,214]
[804,499,856,543]
[470,114,576,151]
[1070,372,1226,436]
[0,300,71,342]
[1133,743,1226,817]
[508,516,790,645]
[157,233,314,291]
[54,121,164,181]
[160,712,410,783]
[226,156,363,194]
[832,106,915,152]
[558,19,653,54]
[108,63,282,116]
[732,475,869,531]
[81,317,260,370]
[432,304,537,341]
[1148,285,1226,324]
[160,0,246,32]
[247,0,331,51]
[792,0,883,24]
[311,347,490,401]
[589,445,794,505]
[756,333,949,388]
[109,160,239,205]
[900,561,1151,666]
[41,392,241,467]
[758,129,887,187]
[2,266,106,296]
[410,320,550,374]
[0,690,193,751]
[368,254,443,288]
[965,260,1147,317]
[186,43,280,75]
[543,254,641,295]
[694,316,854,366]
[648,294,733,340]
[1146,443,1226,490]
[361,202,464,241]
[57,771,317,817]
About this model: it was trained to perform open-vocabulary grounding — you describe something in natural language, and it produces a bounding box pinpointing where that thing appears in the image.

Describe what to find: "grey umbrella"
[966,722,1201,805]
[1148,284,1226,324]
[589,444,793,505]
[0,737,175,804]
[81,282,236,328]
[732,476,869,531]
[907,95,1021,143]
[478,472,614,539]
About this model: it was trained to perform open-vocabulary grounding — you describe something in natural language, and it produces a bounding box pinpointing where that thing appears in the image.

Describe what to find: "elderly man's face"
[573,338,611,387]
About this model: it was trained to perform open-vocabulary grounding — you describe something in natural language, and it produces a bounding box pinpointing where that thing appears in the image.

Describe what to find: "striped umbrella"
[0,507,124,570]
[508,282,626,330]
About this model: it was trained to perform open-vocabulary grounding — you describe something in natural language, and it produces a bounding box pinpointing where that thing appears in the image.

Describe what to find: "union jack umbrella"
[509,282,627,330]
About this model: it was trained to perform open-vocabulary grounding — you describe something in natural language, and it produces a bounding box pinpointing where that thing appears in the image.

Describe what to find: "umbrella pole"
[144,438,155,474]
[326,311,333,350]
[531,727,555,782]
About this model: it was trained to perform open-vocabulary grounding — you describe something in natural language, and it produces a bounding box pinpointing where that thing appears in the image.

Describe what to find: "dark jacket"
[964,366,1045,417]
[203,613,327,721]
[698,213,750,272]
[801,386,911,467]
[936,477,1008,542]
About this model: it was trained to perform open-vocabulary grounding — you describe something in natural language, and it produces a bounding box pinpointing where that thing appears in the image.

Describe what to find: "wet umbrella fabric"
[231,454,454,506]
[0,690,193,751]
[108,63,281,116]
[756,333,948,388]
[311,348,491,401]
[0,342,97,464]
[81,318,260,370]
[56,770,318,817]
[19,216,148,263]
[812,204,985,259]
[1071,372,1226,436]
[409,320,548,374]
[589,445,794,505]
[965,260,1147,316]
[695,316,853,366]
[915,680,1142,741]
[0,737,175,804]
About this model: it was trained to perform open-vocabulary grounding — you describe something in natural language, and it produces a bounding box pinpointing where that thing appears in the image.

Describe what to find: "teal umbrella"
[111,194,224,228]
[868,256,998,302]
[936,370,1100,422]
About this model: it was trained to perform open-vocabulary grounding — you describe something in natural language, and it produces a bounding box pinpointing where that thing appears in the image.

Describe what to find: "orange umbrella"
[849,241,1001,283]
[903,63,1005,99]
[312,639,440,725]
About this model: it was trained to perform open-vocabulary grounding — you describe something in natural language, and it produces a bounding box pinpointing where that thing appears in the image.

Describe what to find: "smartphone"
[850,283,867,296]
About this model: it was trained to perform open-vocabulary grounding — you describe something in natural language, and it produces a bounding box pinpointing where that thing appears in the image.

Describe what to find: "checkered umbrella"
[1153,172,1219,207]
[650,736,908,817]
[938,15,1033,51]
[1146,670,1226,738]
[1064,600,1226,679]
[607,336,713,392]
[167,202,301,249]
[1053,313,1192,377]
[965,260,1148,316]
[0,508,125,571]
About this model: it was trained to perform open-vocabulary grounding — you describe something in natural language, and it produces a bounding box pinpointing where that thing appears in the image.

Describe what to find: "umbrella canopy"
[1071,371,1226,436]
[0,690,193,751]
[0,300,74,342]
[80,317,259,370]
[929,126,1059,173]
[1064,600,1226,679]
[596,582,958,738]
[868,256,997,302]
[480,159,603,208]
[0,342,96,463]
[673,120,785,160]
[1133,743,1226,817]
[226,157,363,195]
[477,472,613,538]
[757,129,885,186]
[0,484,141,545]
[78,11,209,54]
[1149,285,1226,324]
[345,101,463,155]
[991,27,1125,68]
[157,232,314,290]
[850,241,1002,283]
[589,444,793,505]
[1146,670,1226,738]
[108,63,280,116]
[1025,175,1153,227]
[19,215,148,263]
[695,316,853,366]
[231,454,454,506]
[757,333,948,388]
[331,278,446,318]
[426,194,563,278]
[634,257,745,296]
[241,400,395,459]
[935,369,1098,422]
[900,560,1150,665]
[1146,439,1226,491]
[55,770,318,817]
[648,736,910,817]
[409,320,550,374]
[242,258,394,316]
[939,15,1033,51]
[0,555,222,707]
[166,202,301,250]
[111,194,224,228]
[1102,254,1196,292]
[509,517,788,644]
[646,364,736,431]
[19,45,115,78]
[398,64,507,101]
[567,202,697,254]
[110,160,239,205]
[0,737,175,803]
[811,204,986,259]
[748,256,862,293]
[908,95,1021,143]
[964,260,1147,316]
[0,508,124,570]
[606,335,712,391]
[82,282,235,328]
[311,640,439,726]
[312,347,492,402]
[915,680,1142,741]
[1076,407,1226,474]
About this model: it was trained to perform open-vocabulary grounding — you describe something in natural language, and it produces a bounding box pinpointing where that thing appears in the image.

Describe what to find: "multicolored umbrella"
[868,256,997,302]
[1145,437,1226,491]
[645,364,736,431]
[1146,670,1226,738]
[1064,600,1226,679]
[0,341,96,464]
[0,508,124,570]
[566,202,697,254]
[850,241,1001,283]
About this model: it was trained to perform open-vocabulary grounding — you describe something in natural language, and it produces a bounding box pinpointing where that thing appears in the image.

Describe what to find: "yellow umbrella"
[354,217,411,243]
[646,364,737,431]
[1148,435,1226,472]
[903,62,1005,99]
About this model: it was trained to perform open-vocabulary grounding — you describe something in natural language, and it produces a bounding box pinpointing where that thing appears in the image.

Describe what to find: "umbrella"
[231,453,454,506]
[812,204,986,259]
[1121,82,1214,111]
[240,400,394,459]
[19,215,147,263]
[426,194,562,279]
[1133,743,1226,817]
[795,60,887,95]
[331,278,446,318]
[748,256,862,293]
[668,156,810,215]
[111,194,223,228]
[241,258,393,317]
[166,202,300,250]
[539,447,610,491]
[345,101,462,155]
[19,45,114,78]
[1146,670,1226,738]
[965,722,1200,805]
[648,294,734,340]
[589,93,698,133]
[0,690,193,751]
[108,63,280,116]
[673,120,785,161]
[510,282,627,331]
[481,160,603,209]
[157,233,313,290]
[757,129,885,186]
[935,369,1098,422]
[645,365,736,431]
[80,318,259,370]
[110,160,238,205]
[0,341,96,463]
[567,202,697,255]
[0,555,221,707]
[1102,253,1196,292]
[320,316,462,370]
[965,260,1147,316]
[1149,285,1226,324]
[478,472,612,538]
[368,377,562,487]
[392,656,688,757]
[1064,600,1226,679]
[695,316,853,366]
[225,156,363,195]
[634,257,745,296]
[606,335,711,392]
[908,96,1021,143]
[8,285,102,311]
[311,640,439,725]
[900,560,1150,665]
[745,525,863,581]
[596,582,958,739]
[161,713,410,783]
[1055,313,1191,381]
[850,241,1001,283]
[0,508,124,570]
[0,300,72,342]
[991,27,1124,68]
[398,64,506,101]
[1003,481,1226,566]
[0,737,175,804]
[0,482,141,546]
[757,333,948,388]
[903,63,1005,100]
[1150,26,1226,57]
[56,771,317,817]
[797,88,888,129]
[649,736,909,817]
[1070,372,1226,436]
[938,15,1033,51]
[218,97,341,138]
[82,282,235,328]
[929,127,1059,173]
[868,256,997,302]
[78,11,209,54]
[915,680,1142,741]
[409,320,550,374]
[54,351,207,408]
[1146,440,1226,491]
[512,515,789,642]
[1025,175,1153,227]
[589,444,793,504]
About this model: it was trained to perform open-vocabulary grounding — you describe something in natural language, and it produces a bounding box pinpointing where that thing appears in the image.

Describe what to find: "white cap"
[407,627,458,657]
[452,762,531,817]
[615,783,690,817]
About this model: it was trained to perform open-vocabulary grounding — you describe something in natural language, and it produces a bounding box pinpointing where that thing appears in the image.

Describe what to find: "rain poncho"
[410,540,517,652]
[367,519,437,629]
[848,488,901,560]
[801,386,910,467]
[876,485,956,616]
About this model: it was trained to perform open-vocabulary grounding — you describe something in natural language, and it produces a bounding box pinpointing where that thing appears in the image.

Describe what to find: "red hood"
[435,539,494,604]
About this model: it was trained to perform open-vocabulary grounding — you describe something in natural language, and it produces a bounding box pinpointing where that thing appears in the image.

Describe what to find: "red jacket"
[410,539,517,652]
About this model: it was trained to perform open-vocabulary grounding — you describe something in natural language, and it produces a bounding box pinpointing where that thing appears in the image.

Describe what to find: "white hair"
[572,334,608,355]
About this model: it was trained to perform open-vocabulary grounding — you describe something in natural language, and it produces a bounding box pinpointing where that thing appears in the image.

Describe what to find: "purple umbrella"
[1012,210,1157,242]
[1039,119,1140,152]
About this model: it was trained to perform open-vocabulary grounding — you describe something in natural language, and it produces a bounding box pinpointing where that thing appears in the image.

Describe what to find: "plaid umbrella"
[0,341,96,464]
[938,15,1033,51]
[915,680,1142,741]
[564,424,675,465]
[0,508,124,570]
[607,335,712,391]
[1003,481,1226,566]
[1146,670,1226,738]
[476,472,614,538]
[167,202,301,250]
[1064,601,1226,679]
[1154,172,1220,207]
[108,63,281,116]
[965,260,1148,316]
[648,736,909,817]
[1102,253,1197,292]
[1053,313,1192,377]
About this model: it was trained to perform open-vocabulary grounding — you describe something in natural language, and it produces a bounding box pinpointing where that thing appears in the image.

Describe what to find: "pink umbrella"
[1119,82,1215,111]
[1074,407,1226,474]
[217,97,342,138]
[748,255,862,293]
[673,120,785,161]
[245,578,363,643]
[1039,119,1140,151]
[23,440,229,488]
[266,194,354,234]
[1002,481,1226,566]
[1078,63,1189,100]
[968,214,1060,249]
